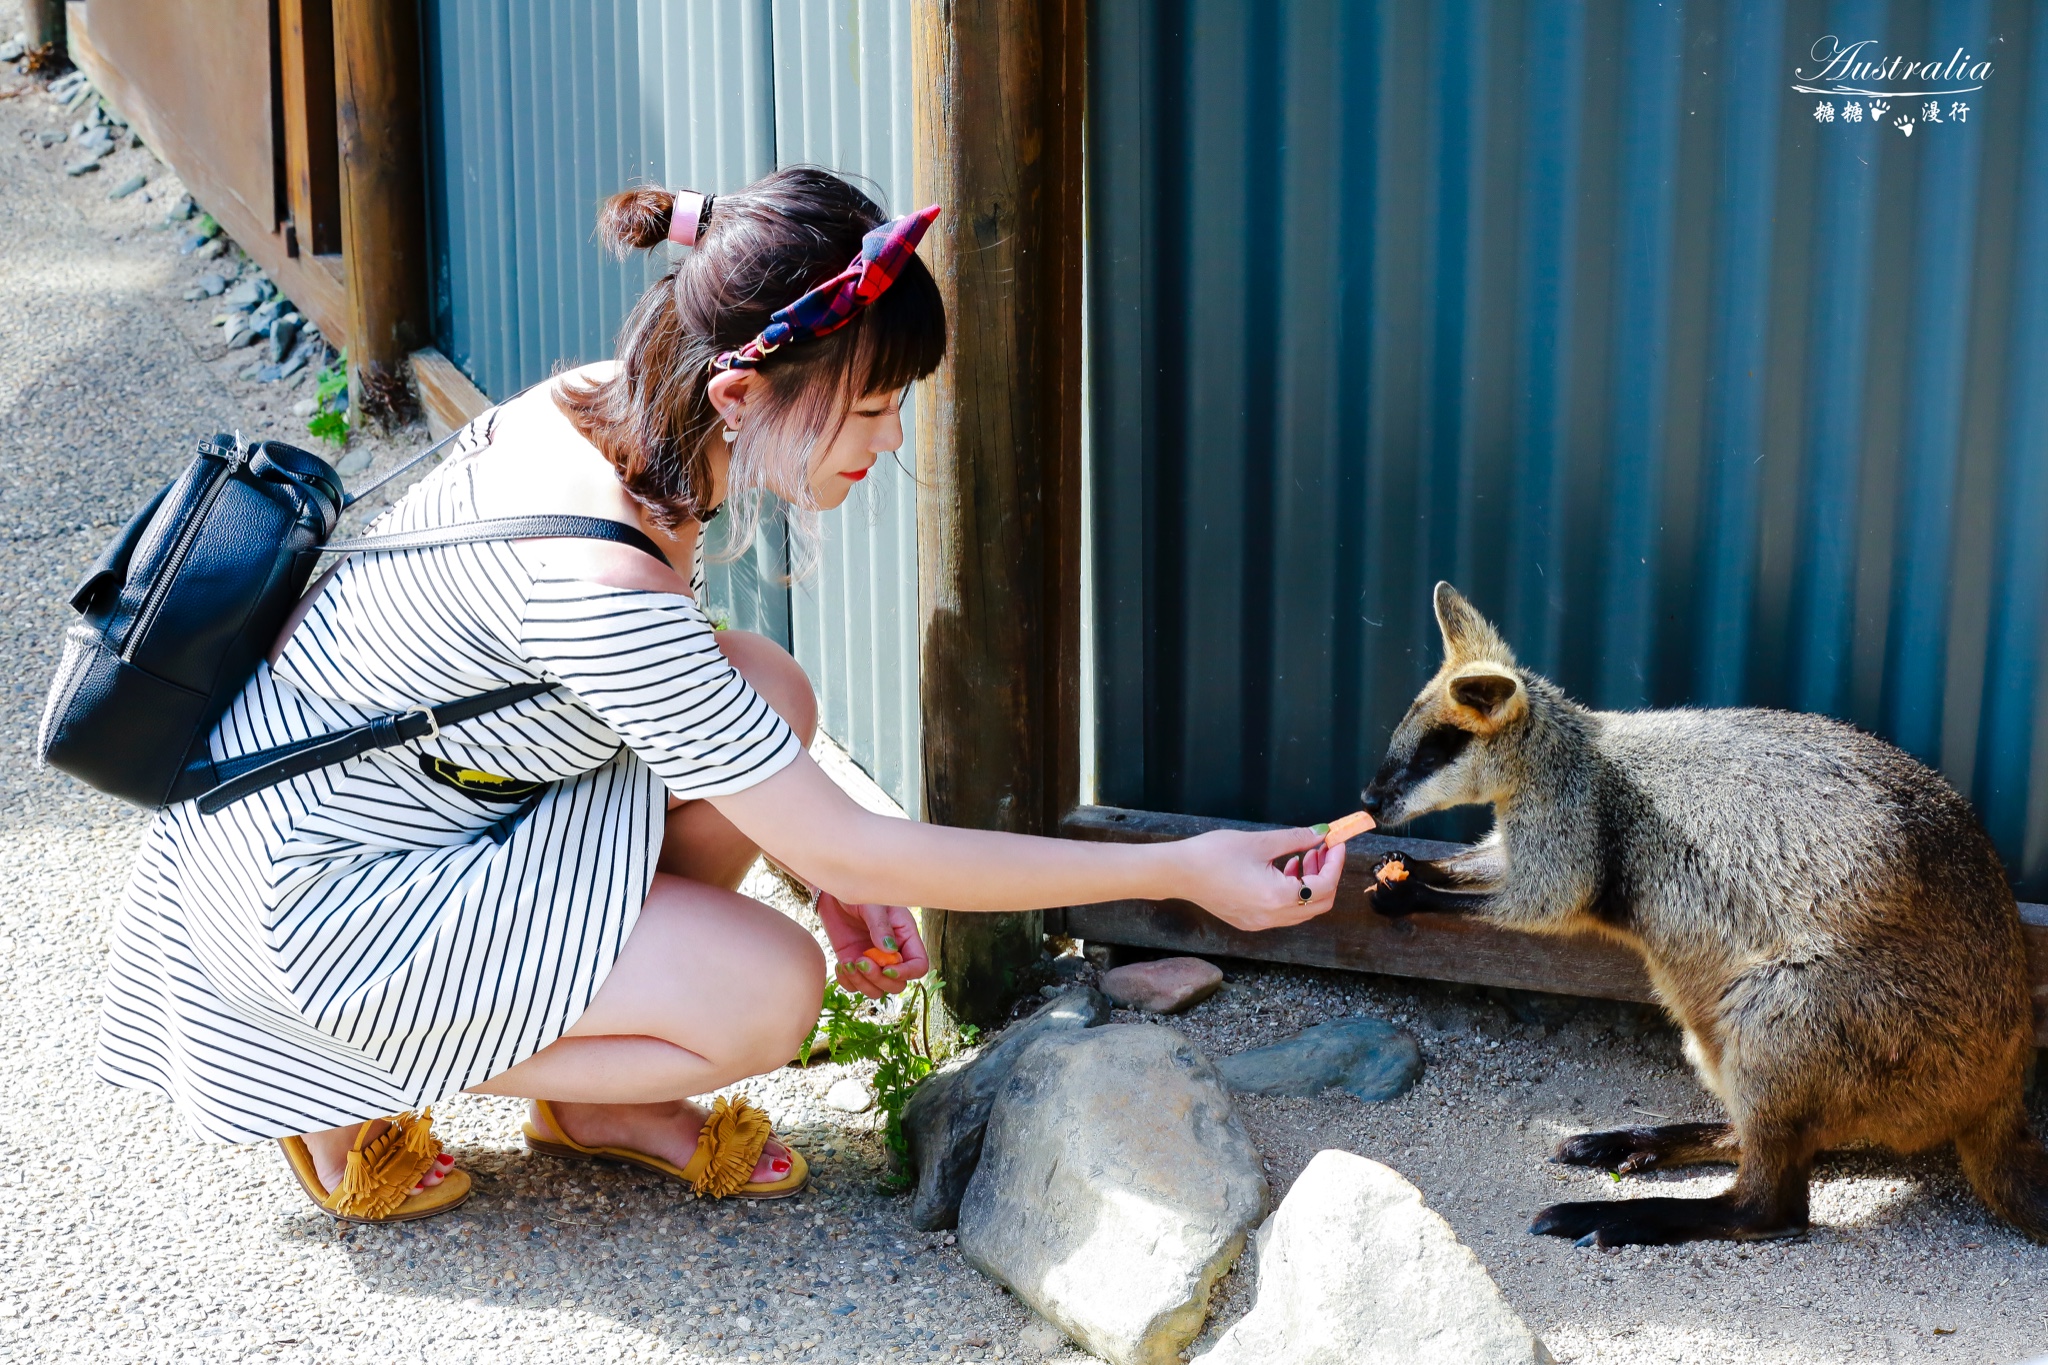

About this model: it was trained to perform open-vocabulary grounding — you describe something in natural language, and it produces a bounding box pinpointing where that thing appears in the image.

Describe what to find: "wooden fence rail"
[1060,805,2048,1047]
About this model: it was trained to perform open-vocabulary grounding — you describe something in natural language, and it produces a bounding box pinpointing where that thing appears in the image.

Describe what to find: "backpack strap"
[321,514,673,568]
[184,681,558,815]
[179,515,673,814]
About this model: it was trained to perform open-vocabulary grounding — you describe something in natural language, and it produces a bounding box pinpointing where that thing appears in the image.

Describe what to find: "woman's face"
[807,389,905,510]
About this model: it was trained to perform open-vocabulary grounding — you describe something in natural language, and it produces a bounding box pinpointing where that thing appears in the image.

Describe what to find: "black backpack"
[37,429,668,815]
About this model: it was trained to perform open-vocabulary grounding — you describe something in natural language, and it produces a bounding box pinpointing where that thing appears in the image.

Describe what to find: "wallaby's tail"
[1956,1097,2048,1244]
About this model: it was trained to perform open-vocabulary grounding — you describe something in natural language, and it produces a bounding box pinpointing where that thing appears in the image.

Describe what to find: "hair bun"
[597,187,676,256]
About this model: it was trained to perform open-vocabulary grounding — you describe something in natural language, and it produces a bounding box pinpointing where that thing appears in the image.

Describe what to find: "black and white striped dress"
[94,431,801,1144]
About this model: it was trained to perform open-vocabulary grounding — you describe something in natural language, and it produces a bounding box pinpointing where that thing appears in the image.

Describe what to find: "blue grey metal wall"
[1089,0,2048,897]
[772,0,924,816]
[419,0,924,814]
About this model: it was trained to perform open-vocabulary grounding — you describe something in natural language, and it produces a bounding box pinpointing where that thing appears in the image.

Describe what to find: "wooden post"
[912,0,1086,1027]
[333,0,428,428]
[279,0,342,259]
[22,0,66,62]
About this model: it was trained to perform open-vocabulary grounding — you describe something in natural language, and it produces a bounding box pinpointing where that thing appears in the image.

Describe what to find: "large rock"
[900,987,1110,1230]
[1196,1150,1552,1365]
[1216,1015,1422,1103]
[958,1024,1267,1365]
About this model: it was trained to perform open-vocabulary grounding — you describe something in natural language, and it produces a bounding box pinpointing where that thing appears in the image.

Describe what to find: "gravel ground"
[4,35,2047,1365]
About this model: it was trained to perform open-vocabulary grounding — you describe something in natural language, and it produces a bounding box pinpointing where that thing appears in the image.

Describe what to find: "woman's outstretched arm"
[711,750,1343,934]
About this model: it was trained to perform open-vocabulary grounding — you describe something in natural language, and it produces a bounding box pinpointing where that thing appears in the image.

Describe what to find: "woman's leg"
[296,630,822,1191]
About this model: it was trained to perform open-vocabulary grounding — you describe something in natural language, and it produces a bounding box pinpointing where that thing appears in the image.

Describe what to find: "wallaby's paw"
[1532,1195,1806,1248]
[1366,853,1418,916]
[1553,1128,1657,1170]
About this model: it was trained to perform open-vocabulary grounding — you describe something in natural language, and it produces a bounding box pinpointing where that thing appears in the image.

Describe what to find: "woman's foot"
[298,1119,457,1195]
[534,1098,793,1183]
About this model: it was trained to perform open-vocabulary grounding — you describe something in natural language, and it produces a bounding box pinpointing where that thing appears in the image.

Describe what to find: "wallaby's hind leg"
[1533,1121,1813,1247]
[1553,1122,1740,1175]
[1955,1097,2048,1243]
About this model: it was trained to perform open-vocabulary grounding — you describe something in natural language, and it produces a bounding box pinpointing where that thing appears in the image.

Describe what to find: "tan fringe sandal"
[278,1109,472,1223]
[523,1096,809,1200]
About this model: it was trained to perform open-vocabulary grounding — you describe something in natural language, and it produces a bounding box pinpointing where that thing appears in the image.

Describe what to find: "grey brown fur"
[1359,582,2048,1248]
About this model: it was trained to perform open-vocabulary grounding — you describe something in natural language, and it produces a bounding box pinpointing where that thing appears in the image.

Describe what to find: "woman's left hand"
[817,892,930,998]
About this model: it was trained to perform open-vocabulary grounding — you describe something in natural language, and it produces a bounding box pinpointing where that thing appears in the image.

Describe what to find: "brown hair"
[555,166,947,566]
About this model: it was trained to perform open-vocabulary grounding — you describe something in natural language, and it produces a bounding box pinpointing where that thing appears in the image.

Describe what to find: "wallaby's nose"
[1360,789,1383,819]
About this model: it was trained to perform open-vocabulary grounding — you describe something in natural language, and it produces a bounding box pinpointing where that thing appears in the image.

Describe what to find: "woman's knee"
[733,913,828,1068]
[717,629,818,748]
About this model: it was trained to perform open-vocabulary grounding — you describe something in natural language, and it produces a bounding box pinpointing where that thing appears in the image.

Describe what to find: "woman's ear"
[705,368,759,420]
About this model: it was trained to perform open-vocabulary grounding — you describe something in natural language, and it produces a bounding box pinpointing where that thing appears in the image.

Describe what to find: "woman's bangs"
[851,259,947,397]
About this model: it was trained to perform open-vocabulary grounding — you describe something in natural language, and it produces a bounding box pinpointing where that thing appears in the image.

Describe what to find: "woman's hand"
[1167,828,1345,932]
[817,892,930,998]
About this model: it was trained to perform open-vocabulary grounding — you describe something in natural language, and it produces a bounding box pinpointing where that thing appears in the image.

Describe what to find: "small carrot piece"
[1318,810,1376,849]
[863,947,904,968]
[1376,859,1410,885]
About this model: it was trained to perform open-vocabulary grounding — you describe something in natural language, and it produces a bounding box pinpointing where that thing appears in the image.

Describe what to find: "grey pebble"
[0,39,23,62]
[63,157,101,176]
[36,127,64,147]
[106,171,147,200]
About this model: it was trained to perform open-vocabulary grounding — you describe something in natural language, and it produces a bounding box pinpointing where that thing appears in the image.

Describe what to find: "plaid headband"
[708,204,941,374]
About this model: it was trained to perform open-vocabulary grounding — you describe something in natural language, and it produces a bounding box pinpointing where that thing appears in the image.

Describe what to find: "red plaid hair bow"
[708,204,941,374]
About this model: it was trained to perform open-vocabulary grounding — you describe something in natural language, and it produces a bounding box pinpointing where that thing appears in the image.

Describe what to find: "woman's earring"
[721,408,741,444]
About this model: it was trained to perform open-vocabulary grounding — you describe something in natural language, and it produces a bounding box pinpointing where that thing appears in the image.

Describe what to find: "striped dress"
[94,424,801,1143]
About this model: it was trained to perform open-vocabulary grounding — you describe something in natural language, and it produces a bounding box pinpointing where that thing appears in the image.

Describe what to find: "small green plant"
[797,975,976,1182]
[308,349,350,445]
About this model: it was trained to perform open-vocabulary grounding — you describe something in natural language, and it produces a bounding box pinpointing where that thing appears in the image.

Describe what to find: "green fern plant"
[307,349,349,445]
[797,976,977,1181]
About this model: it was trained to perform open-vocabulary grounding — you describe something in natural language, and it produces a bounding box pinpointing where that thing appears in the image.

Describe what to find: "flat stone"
[63,158,101,177]
[106,172,148,200]
[901,987,1109,1231]
[193,272,227,298]
[958,1023,1266,1365]
[1194,1150,1553,1365]
[36,127,65,147]
[1216,1015,1421,1103]
[823,1079,872,1113]
[223,279,265,308]
[1101,957,1224,1014]
[0,40,24,62]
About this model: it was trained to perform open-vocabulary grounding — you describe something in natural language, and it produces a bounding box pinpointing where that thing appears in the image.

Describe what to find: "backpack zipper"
[122,440,250,662]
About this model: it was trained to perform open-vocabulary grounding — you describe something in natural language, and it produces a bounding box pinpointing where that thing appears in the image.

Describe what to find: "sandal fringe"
[691,1097,772,1199]
[328,1110,442,1219]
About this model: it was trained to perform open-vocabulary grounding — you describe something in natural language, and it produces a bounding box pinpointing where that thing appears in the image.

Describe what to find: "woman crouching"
[94,167,1343,1221]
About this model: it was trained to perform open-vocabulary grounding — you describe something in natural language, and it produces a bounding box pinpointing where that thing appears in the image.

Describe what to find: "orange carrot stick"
[1314,810,1377,849]
[862,947,904,968]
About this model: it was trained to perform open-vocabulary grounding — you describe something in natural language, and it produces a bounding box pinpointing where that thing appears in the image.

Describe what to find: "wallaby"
[1360,582,2048,1248]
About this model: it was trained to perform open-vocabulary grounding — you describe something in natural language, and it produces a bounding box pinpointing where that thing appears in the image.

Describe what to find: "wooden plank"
[277,0,341,257]
[911,0,1085,1026]
[409,347,489,439]
[333,0,429,426]
[67,1,349,344]
[1064,805,2048,1044]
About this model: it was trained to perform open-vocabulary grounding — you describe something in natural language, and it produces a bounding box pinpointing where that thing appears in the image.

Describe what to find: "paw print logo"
[1895,116,1915,136]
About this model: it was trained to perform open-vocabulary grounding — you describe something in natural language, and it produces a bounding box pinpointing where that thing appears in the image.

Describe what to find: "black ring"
[1297,882,1313,903]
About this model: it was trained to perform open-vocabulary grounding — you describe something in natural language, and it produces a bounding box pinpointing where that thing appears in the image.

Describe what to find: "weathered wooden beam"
[911,0,1085,1027]
[410,347,490,439]
[1063,805,2048,1046]
[333,0,428,428]
[24,0,65,60]
[278,0,341,259]
[66,1,349,342]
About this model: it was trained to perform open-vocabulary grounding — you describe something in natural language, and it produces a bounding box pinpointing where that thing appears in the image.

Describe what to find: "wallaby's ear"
[1433,582,1514,665]
[1448,665,1525,729]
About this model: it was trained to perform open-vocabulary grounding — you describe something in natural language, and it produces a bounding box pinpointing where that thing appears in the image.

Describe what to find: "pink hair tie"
[668,190,709,247]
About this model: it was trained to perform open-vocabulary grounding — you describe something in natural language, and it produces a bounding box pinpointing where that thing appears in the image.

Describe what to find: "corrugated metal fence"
[1089,0,2048,898]
[420,0,922,813]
